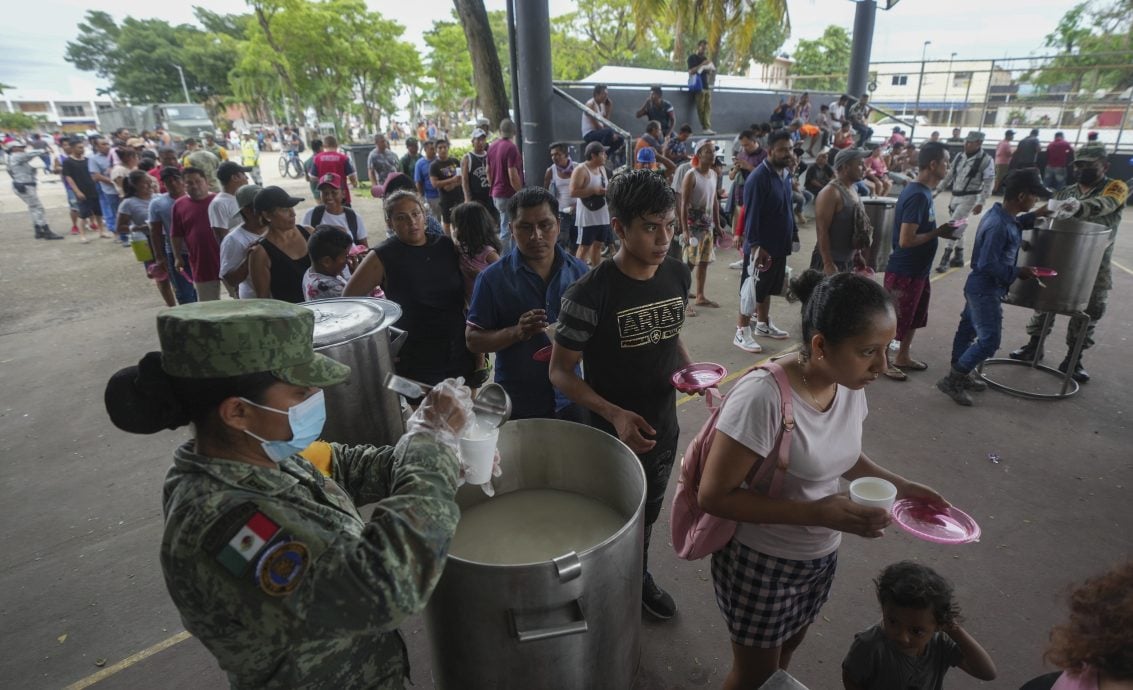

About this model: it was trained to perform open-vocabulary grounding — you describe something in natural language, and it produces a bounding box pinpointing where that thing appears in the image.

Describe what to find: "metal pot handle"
[510,598,589,643]
[388,327,408,356]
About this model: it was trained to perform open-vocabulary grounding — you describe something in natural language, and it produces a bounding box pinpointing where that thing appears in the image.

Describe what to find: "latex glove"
[1053,198,1081,220]
[400,377,474,457]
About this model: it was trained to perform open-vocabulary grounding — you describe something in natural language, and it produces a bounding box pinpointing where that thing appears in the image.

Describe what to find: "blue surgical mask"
[241,390,327,463]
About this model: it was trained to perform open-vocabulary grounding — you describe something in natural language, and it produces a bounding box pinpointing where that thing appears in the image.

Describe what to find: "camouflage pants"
[1026,244,1113,352]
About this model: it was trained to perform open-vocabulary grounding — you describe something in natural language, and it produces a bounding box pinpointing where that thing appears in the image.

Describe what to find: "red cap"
[317,172,342,189]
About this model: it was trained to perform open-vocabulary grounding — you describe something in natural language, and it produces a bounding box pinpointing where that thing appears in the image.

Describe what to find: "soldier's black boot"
[34,224,45,239]
[935,247,952,273]
[1058,357,1090,383]
[950,247,965,267]
[1009,336,1044,362]
[41,224,64,240]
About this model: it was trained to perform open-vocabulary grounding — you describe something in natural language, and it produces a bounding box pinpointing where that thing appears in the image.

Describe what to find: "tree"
[790,25,852,92]
[1029,0,1133,94]
[0,112,46,132]
[630,0,790,73]
[451,0,510,125]
[550,0,673,80]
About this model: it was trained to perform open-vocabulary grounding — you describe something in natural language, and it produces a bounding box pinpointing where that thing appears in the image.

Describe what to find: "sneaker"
[888,339,901,352]
[729,259,744,270]
[962,370,988,392]
[702,128,716,135]
[754,321,790,339]
[734,327,763,353]
[70,225,80,235]
[642,572,676,620]
[936,371,973,406]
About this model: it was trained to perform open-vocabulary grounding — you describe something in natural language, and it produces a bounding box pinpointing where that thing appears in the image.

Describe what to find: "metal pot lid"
[862,196,898,205]
[300,297,403,348]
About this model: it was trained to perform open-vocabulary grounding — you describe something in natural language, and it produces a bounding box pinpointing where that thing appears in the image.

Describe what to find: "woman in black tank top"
[248,186,312,303]
[342,190,475,385]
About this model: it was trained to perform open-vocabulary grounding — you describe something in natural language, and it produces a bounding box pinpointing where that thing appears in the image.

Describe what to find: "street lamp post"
[171,64,191,103]
[943,52,957,127]
[912,40,931,140]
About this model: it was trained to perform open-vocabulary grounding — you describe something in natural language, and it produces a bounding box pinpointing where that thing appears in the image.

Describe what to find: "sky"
[0,0,1075,99]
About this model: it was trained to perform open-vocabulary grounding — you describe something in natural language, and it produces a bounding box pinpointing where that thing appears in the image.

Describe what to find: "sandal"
[883,366,908,381]
[694,299,720,308]
[894,359,928,371]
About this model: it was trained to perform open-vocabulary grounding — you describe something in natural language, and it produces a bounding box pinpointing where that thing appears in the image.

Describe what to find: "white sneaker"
[889,339,901,352]
[754,321,790,339]
[728,259,744,270]
[733,327,763,353]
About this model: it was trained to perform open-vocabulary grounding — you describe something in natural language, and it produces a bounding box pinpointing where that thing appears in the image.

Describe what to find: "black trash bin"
[343,144,373,183]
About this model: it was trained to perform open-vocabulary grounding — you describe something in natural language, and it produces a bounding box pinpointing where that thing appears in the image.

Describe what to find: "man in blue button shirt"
[466,187,589,420]
[938,169,1049,405]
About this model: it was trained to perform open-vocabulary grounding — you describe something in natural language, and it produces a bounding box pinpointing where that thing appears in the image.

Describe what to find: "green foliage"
[422,10,508,120]
[550,0,673,80]
[791,25,851,92]
[0,112,46,132]
[1029,0,1133,93]
[630,0,790,72]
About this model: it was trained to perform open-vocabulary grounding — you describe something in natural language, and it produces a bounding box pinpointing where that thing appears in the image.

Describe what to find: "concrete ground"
[1,152,1130,690]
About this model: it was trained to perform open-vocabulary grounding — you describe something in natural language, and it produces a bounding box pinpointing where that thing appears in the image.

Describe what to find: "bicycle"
[278,149,304,179]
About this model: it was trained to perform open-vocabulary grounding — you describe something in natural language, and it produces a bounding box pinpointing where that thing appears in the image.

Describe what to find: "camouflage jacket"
[160,436,459,689]
[1054,176,1128,242]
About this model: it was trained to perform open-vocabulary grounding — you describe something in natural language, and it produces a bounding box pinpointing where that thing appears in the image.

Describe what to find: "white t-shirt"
[208,192,241,231]
[218,224,263,299]
[301,207,368,242]
[830,102,846,124]
[714,368,868,561]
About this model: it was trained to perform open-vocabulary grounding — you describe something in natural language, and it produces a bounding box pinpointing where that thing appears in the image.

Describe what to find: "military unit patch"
[255,540,309,596]
[215,510,281,577]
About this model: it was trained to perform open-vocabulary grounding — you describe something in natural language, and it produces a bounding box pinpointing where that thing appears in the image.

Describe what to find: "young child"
[302,225,354,301]
[452,201,501,387]
[842,561,997,689]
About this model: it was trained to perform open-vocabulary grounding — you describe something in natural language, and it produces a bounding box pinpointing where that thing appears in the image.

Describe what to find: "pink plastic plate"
[532,345,553,363]
[671,362,727,393]
[1031,267,1058,278]
[891,499,981,545]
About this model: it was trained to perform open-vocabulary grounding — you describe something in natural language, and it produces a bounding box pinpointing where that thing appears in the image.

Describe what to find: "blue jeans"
[493,196,513,254]
[951,290,1003,374]
[98,188,120,233]
[165,245,198,305]
[1043,167,1067,190]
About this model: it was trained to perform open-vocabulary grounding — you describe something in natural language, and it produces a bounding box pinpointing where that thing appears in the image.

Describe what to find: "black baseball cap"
[159,165,183,181]
[217,161,254,185]
[1003,168,1052,199]
[253,186,304,215]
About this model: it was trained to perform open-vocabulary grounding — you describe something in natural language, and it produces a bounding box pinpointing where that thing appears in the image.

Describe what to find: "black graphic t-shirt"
[556,257,692,438]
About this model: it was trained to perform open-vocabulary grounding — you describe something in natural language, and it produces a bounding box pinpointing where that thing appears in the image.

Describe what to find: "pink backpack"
[671,361,796,560]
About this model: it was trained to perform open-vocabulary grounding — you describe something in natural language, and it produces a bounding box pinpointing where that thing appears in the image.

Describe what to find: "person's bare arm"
[211,226,229,246]
[462,156,474,202]
[342,251,385,296]
[221,241,253,288]
[64,176,85,201]
[813,186,840,274]
[148,220,169,267]
[508,165,522,194]
[569,165,593,198]
[548,344,657,453]
[171,237,187,272]
[898,220,954,248]
[248,244,272,298]
[465,308,547,354]
[948,624,997,681]
[679,171,694,236]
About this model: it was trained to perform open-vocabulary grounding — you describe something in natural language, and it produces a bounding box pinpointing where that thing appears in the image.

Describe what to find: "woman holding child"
[698,270,951,689]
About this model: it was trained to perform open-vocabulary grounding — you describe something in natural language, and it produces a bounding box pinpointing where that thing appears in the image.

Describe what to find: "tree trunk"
[451,0,509,125]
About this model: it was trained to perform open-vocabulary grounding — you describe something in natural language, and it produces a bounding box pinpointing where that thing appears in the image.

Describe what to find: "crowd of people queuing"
[7,82,1114,688]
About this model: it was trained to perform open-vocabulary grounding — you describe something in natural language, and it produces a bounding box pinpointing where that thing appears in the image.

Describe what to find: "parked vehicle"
[98,103,216,150]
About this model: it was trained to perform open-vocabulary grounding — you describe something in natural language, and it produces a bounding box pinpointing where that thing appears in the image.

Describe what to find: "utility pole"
[912,41,931,140]
[171,64,191,103]
[943,52,957,127]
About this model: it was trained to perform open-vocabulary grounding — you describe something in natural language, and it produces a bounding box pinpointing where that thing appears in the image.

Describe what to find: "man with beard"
[812,148,868,275]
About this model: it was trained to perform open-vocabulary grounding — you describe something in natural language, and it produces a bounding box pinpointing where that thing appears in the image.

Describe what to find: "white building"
[866,59,1014,127]
[1,87,114,133]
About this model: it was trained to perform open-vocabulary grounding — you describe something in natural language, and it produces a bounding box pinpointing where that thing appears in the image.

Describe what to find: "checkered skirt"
[710,539,838,648]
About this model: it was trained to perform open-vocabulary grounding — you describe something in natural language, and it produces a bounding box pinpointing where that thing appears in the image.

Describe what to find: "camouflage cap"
[1075,142,1108,163]
[157,300,350,386]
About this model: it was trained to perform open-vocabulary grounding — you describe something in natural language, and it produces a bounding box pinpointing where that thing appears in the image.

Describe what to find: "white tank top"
[550,165,574,213]
[574,165,610,227]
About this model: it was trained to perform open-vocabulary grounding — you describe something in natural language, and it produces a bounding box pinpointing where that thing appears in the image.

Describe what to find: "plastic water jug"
[129,231,154,262]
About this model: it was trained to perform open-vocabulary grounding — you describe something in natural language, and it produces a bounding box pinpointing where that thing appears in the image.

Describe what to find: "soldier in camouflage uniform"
[1008,143,1128,382]
[104,300,473,688]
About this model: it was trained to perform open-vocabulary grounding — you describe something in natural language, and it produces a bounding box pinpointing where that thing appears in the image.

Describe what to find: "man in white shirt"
[301,173,369,246]
[208,161,252,245]
[218,184,266,299]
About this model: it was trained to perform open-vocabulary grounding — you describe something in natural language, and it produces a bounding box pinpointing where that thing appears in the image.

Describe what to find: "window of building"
[953,71,972,87]
[891,75,908,86]
[59,104,87,117]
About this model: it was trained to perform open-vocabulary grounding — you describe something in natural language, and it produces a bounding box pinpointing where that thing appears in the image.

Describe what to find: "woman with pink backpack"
[690,269,949,689]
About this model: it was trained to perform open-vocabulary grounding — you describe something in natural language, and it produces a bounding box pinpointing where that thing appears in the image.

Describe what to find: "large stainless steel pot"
[299,297,407,447]
[425,419,646,690]
[1006,217,1109,313]
[863,196,898,272]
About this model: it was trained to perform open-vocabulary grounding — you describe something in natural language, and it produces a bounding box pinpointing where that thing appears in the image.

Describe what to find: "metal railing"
[551,85,633,169]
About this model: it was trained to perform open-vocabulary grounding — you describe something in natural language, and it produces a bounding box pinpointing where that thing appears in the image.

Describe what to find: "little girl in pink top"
[452,201,502,306]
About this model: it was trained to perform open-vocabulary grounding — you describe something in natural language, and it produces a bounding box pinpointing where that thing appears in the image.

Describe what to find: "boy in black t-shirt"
[428,139,463,236]
[552,168,693,621]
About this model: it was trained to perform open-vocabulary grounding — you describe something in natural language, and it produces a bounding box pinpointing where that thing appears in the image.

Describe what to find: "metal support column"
[505,0,522,158]
[513,0,553,181]
[847,0,877,97]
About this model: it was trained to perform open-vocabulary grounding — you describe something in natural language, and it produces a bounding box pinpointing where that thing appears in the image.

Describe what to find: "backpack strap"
[744,361,795,498]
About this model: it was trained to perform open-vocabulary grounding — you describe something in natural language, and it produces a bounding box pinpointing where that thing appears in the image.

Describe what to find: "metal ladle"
[384,373,512,428]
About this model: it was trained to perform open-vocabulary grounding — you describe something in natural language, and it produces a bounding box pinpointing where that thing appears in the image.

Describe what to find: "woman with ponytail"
[697,269,951,689]
[104,300,474,687]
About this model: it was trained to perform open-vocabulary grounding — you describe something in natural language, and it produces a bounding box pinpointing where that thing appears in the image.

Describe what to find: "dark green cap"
[1075,142,1107,163]
[157,300,350,386]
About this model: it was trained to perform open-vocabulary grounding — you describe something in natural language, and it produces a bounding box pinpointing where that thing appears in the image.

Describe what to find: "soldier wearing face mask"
[1008,143,1128,382]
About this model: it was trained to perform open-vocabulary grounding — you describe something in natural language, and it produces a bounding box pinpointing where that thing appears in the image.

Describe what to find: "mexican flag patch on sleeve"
[215,511,281,577]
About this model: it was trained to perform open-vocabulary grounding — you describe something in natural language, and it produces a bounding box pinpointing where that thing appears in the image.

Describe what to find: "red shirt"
[312,150,352,204]
[148,162,182,194]
[487,137,523,198]
[1046,139,1073,168]
[171,194,219,282]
